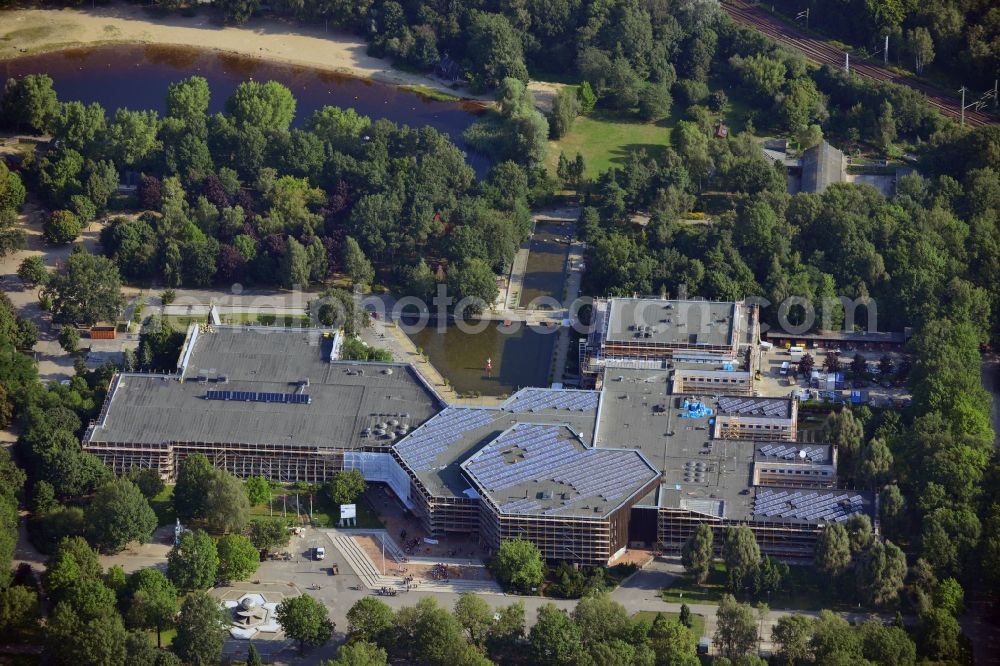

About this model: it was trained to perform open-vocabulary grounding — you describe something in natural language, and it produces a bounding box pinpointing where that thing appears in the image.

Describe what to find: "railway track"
[721,0,996,127]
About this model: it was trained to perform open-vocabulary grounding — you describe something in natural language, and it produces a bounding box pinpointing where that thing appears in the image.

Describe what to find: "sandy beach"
[0,4,561,108]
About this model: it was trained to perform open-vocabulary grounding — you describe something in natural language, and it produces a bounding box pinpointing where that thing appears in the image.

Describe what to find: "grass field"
[150,486,175,526]
[162,314,206,329]
[162,313,310,329]
[549,112,673,178]
[659,562,871,612]
[632,610,706,639]
[313,492,383,529]
[148,625,177,649]
[248,488,383,529]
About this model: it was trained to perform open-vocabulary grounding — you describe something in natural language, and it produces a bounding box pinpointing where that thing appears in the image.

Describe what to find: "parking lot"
[755,345,912,408]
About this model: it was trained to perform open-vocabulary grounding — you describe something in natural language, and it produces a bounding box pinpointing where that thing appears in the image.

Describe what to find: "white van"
[788,345,805,355]
[780,361,790,376]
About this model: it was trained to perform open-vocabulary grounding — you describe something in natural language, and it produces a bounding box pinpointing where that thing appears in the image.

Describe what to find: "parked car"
[314,547,326,560]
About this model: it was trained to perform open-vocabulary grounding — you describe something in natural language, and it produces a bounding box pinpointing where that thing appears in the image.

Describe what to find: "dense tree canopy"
[167,529,219,591]
[173,590,227,666]
[124,568,177,648]
[84,478,157,554]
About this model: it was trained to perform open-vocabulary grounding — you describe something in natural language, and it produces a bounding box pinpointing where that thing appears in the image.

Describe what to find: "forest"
[0,73,539,308]
[191,0,995,97]
[767,0,999,88]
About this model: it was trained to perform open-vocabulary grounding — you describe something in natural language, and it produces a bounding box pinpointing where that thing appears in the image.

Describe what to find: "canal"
[404,321,559,396]
[518,220,572,308]
[1,44,489,173]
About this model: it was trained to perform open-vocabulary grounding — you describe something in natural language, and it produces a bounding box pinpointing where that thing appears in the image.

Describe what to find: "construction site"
[83,299,874,567]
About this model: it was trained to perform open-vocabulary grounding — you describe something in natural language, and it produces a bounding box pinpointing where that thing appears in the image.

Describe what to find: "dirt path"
[0,4,561,109]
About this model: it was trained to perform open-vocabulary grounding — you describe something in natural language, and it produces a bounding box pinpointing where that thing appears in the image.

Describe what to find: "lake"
[0,44,489,172]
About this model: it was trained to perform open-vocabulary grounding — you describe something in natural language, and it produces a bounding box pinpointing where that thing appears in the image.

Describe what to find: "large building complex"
[582,297,760,386]
[84,318,872,567]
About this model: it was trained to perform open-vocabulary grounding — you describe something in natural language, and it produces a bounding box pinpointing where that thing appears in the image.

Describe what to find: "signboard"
[340,504,356,520]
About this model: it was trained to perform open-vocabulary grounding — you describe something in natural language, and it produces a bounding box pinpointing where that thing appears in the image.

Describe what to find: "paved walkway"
[551,237,586,387]
[0,199,105,382]
[505,247,530,310]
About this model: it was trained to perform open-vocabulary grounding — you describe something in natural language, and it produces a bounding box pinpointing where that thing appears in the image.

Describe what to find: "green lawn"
[312,492,383,529]
[632,610,706,640]
[150,485,175,526]
[222,313,311,326]
[708,73,757,135]
[660,562,875,612]
[549,112,674,178]
[547,78,763,180]
[147,625,177,649]
[162,314,206,329]
[162,313,311,329]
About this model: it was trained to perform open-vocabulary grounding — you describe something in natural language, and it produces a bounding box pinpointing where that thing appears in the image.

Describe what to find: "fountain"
[223,593,281,639]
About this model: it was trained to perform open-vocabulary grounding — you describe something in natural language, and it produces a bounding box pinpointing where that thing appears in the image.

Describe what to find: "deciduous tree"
[167,529,218,591]
[173,454,215,522]
[326,469,366,506]
[815,522,852,578]
[43,209,82,244]
[342,236,374,288]
[124,568,177,647]
[44,248,124,326]
[529,603,583,666]
[244,475,271,506]
[453,593,493,648]
[85,478,157,554]
[247,518,290,552]
[856,539,907,606]
[714,594,757,659]
[204,469,250,534]
[226,81,296,131]
[447,258,499,316]
[276,593,335,652]
[173,590,227,666]
[2,74,58,132]
[490,539,544,594]
[467,12,528,88]
[772,614,812,666]
[723,526,760,592]
[346,597,395,646]
[217,534,259,582]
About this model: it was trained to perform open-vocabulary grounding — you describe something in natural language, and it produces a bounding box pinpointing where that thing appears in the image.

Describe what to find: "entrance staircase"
[329,533,502,595]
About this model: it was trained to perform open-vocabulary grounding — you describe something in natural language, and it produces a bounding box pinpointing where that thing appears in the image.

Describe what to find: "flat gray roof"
[87,327,442,449]
[596,368,758,520]
[392,388,601,498]
[461,424,660,519]
[604,299,737,348]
